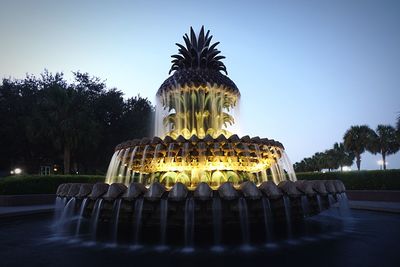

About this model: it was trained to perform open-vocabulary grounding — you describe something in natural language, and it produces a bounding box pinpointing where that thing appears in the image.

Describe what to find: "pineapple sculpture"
[156,26,239,139]
[106,27,297,189]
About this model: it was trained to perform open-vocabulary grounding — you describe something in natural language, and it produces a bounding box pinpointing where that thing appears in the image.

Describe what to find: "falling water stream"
[132,198,144,246]
[212,196,222,248]
[183,198,195,252]
[238,198,250,246]
[75,198,89,236]
[301,195,310,217]
[54,197,66,223]
[159,198,168,248]
[56,197,76,235]
[328,194,335,207]
[283,196,293,240]
[91,199,104,241]
[316,194,323,212]
[261,197,273,243]
[338,193,351,217]
[110,199,122,245]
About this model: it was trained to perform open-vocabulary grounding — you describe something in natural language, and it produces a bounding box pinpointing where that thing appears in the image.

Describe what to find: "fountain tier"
[106,134,295,189]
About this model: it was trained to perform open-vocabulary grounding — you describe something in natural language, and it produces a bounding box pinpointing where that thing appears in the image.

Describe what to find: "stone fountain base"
[56,180,345,232]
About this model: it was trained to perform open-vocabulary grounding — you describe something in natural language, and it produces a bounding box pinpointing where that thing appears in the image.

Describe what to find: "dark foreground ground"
[0,208,399,267]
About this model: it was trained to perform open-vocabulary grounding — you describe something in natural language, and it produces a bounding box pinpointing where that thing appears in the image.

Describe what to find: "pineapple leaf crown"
[169,26,228,75]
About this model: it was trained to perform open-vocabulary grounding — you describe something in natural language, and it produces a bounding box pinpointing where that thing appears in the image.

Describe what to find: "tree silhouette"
[332,142,354,171]
[343,125,376,171]
[369,125,400,170]
[0,70,154,175]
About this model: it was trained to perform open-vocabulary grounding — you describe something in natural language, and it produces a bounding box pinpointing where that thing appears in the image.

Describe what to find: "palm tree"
[343,125,375,171]
[323,149,340,172]
[369,125,400,170]
[310,152,326,172]
[332,142,354,171]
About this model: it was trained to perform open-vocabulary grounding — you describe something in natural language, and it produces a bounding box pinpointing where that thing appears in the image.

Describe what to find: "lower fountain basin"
[55,180,345,242]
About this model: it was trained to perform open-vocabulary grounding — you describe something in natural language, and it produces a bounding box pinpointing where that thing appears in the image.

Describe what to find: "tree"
[323,149,340,171]
[369,125,400,170]
[332,142,354,171]
[343,125,375,171]
[0,70,154,175]
[397,114,400,144]
[35,71,86,174]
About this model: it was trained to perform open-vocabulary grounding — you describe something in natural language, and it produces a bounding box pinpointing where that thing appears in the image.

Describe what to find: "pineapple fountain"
[105,26,296,188]
[55,27,347,247]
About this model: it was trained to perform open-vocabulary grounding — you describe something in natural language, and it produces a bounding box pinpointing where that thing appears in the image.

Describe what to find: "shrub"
[296,170,400,190]
[0,175,105,195]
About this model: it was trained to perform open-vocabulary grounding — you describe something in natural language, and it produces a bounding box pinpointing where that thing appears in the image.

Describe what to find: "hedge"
[1,170,399,195]
[296,170,400,190]
[0,175,105,195]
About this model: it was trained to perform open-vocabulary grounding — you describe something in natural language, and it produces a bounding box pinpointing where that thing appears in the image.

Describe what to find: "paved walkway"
[0,204,54,218]
[349,200,400,214]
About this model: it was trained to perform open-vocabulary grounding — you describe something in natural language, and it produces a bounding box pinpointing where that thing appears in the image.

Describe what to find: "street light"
[342,166,351,172]
[10,168,22,175]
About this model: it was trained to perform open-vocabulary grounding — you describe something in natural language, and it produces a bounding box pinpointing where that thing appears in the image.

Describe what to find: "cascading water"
[75,198,89,236]
[338,193,351,217]
[301,195,310,217]
[212,196,222,248]
[56,197,76,235]
[238,198,250,246]
[110,199,122,245]
[91,199,104,241]
[183,198,195,251]
[159,198,168,249]
[261,197,274,243]
[125,146,138,184]
[283,195,293,240]
[132,198,144,247]
[316,194,323,212]
[54,197,65,223]
[328,194,335,207]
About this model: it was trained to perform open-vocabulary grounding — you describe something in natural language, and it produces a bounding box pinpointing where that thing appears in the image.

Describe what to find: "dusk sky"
[1,0,399,170]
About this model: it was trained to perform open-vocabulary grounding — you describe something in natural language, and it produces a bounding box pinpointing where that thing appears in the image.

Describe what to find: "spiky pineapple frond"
[169,26,228,75]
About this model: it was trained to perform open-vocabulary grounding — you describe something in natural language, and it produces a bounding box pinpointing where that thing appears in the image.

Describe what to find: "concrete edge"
[349,201,400,214]
[350,206,400,214]
[0,206,54,219]
[0,194,56,206]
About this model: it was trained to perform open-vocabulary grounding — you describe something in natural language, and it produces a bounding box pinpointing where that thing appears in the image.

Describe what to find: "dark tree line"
[0,70,154,175]
[294,122,400,172]
[294,142,355,173]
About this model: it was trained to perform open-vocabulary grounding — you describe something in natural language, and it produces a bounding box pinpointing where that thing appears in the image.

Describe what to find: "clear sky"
[1,0,399,170]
